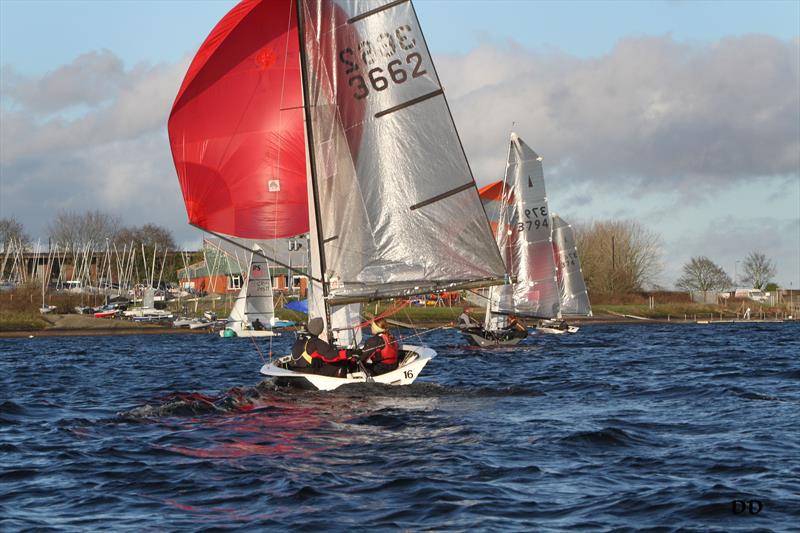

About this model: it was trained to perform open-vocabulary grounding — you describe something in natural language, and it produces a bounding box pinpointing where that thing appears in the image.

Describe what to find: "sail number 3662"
[339,25,427,100]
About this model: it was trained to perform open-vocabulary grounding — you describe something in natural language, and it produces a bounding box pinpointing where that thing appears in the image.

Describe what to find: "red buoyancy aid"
[373,332,399,365]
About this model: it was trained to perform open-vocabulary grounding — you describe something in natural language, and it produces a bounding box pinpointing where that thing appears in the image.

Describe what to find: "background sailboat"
[219,245,282,338]
[168,0,508,389]
[552,214,592,317]
[472,133,561,345]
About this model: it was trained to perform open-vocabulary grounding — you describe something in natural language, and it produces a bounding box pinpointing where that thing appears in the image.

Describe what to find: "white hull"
[220,328,279,338]
[536,325,579,335]
[260,344,435,391]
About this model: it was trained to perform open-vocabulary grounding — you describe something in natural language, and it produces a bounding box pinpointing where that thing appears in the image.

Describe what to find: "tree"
[741,252,776,290]
[676,256,733,292]
[574,220,663,293]
[48,210,121,247]
[0,217,29,251]
[114,224,176,250]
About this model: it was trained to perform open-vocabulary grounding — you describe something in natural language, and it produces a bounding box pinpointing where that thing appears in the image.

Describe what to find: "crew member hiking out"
[289,317,351,377]
[361,318,399,376]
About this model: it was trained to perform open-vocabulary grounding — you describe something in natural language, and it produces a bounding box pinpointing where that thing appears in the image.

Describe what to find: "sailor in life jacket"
[361,318,399,375]
[290,317,350,377]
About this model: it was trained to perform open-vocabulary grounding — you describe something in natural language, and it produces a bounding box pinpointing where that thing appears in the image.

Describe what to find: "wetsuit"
[289,335,348,377]
[362,332,399,375]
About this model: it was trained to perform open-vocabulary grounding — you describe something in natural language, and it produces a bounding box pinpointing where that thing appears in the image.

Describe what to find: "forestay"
[299,0,507,303]
[552,215,592,317]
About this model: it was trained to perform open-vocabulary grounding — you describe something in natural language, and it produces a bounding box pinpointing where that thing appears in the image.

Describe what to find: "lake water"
[1,322,798,531]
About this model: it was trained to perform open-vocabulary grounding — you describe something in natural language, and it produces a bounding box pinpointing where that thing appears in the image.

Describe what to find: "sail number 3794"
[339,25,427,100]
[518,206,548,231]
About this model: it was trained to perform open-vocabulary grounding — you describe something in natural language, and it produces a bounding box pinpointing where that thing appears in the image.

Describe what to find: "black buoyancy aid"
[293,338,346,366]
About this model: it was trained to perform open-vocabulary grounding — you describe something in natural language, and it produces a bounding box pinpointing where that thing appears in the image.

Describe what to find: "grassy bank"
[1,285,792,334]
[0,311,48,331]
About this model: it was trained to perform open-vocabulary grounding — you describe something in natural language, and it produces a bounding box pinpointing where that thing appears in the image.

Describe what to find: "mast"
[295,0,332,336]
[485,136,515,332]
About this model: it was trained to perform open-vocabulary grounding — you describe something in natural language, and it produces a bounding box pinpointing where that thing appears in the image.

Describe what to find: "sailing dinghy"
[537,214,592,334]
[168,0,508,389]
[219,246,280,338]
[469,133,562,346]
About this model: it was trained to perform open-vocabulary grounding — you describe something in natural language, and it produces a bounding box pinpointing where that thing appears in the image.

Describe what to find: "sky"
[1,0,798,288]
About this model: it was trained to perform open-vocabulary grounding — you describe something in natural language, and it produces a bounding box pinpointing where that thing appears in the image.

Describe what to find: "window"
[228,274,243,290]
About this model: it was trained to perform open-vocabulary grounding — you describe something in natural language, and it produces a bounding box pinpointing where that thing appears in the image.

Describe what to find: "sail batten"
[347,0,410,23]
[375,89,444,118]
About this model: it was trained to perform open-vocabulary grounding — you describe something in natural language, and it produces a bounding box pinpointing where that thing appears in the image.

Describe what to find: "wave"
[560,427,652,448]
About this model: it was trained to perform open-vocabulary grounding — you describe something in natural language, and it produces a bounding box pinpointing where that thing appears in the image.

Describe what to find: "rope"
[348,299,411,330]
[394,325,450,344]
[249,334,267,364]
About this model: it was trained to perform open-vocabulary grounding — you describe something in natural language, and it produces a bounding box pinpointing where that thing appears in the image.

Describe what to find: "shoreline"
[2,314,792,339]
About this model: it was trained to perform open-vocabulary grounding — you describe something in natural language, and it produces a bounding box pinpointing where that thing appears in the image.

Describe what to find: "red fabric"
[372,333,399,365]
[478,180,509,202]
[168,0,308,239]
[311,349,348,364]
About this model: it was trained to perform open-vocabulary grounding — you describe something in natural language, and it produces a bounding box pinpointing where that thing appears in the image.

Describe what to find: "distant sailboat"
[168,0,507,388]
[552,214,592,317]
[220,246,280,338]
[469,132,561,346]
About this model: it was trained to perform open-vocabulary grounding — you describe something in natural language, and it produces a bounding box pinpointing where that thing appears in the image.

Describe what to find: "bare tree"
[114,224,176,250]
[113,223,178,284]
[0,217,30,251]
[741,251,776,290]
[47,210,121,247]
[676,256,733,292]
[574,220,663,293]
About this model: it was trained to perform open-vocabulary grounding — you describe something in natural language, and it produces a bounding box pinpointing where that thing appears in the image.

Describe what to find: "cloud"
[665,215,800,287]
[438,35,800,193]
[1,51,126,113]
[1,51,192,242]
[1,55,188,163]
[1,34,798,265]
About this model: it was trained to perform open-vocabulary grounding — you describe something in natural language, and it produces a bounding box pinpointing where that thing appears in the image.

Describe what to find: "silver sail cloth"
[300,0,507,303]
[495,133,560,318]
[551,214,592,317]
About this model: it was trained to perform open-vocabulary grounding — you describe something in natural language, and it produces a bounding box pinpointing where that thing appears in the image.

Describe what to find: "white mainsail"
[552,214,592,317]
[488,133,561,321]
[226,247,276,331]
[298,0,508,345]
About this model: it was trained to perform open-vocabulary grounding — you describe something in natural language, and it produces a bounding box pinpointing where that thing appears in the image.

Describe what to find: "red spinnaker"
[168,0,308,240]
